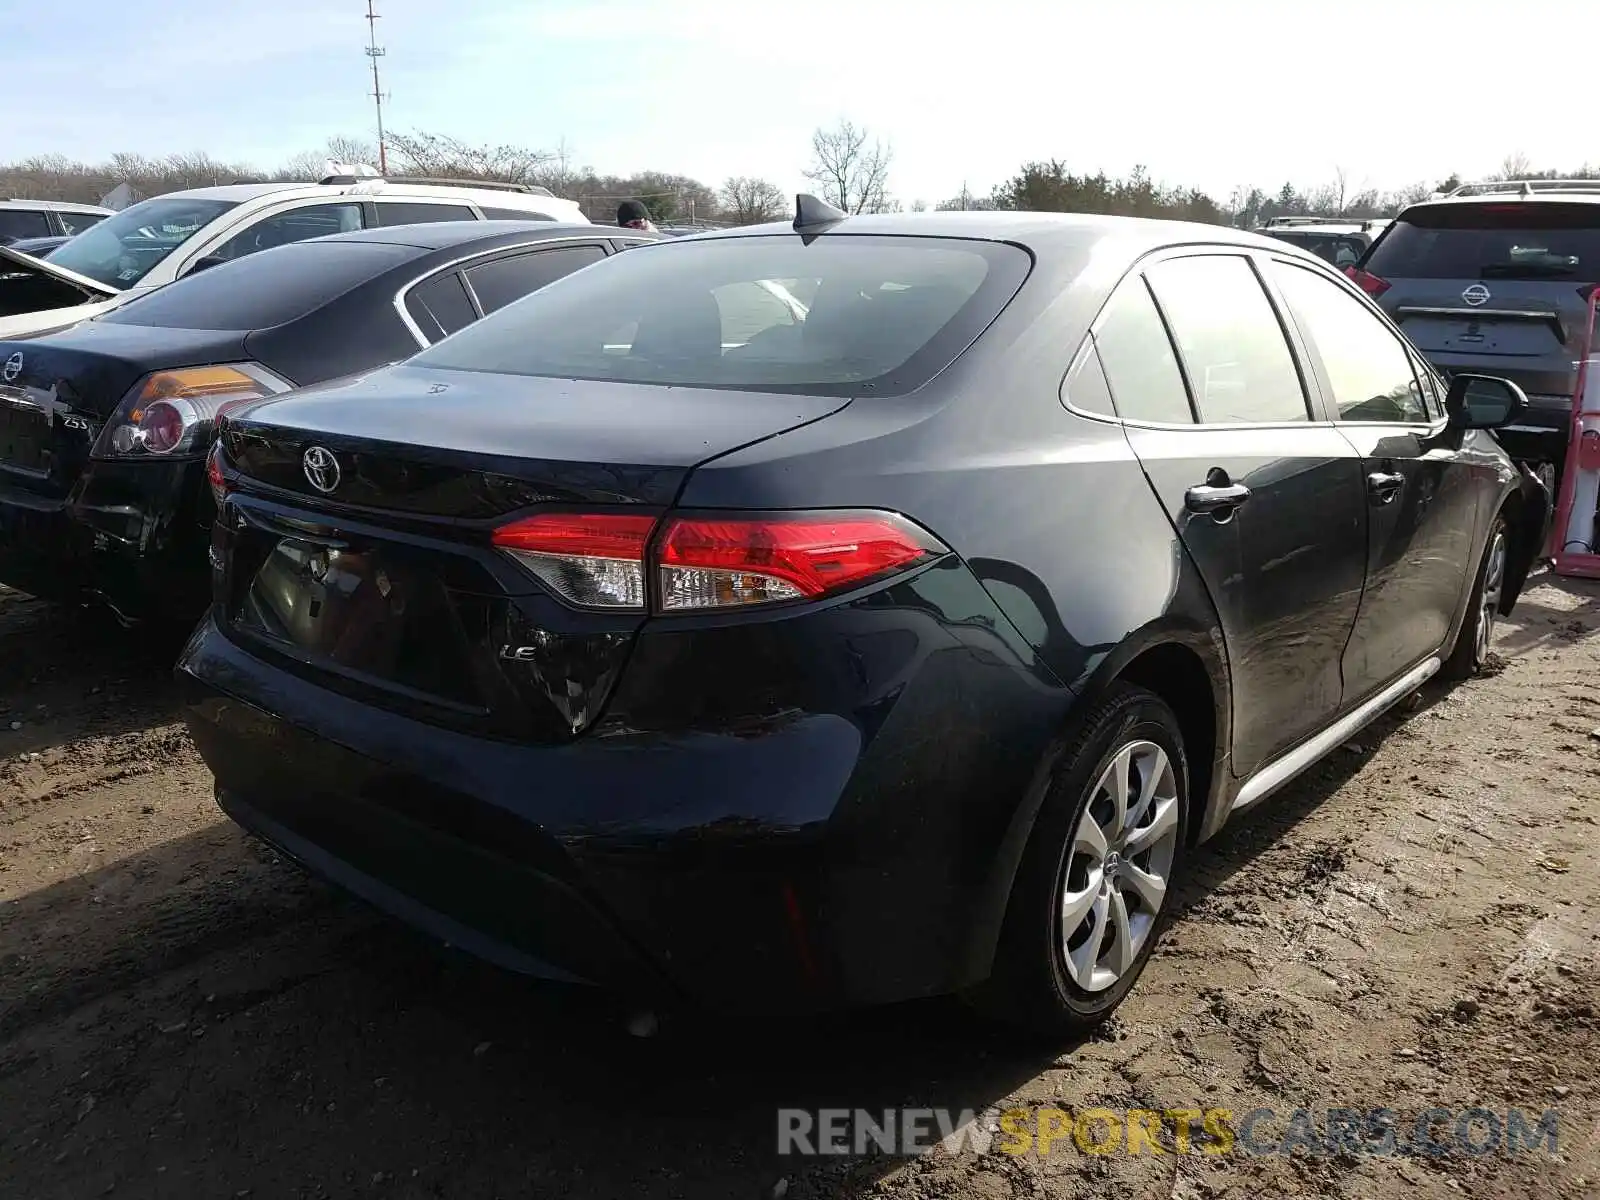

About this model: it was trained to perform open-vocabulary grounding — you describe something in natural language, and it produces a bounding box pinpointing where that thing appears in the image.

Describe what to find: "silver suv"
[1352,179,1600,472]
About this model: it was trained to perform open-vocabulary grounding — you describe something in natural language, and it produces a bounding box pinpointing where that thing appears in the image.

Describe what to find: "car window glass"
[210,203,364,263]
[405,271,479,341]
[374,202,475,227]
[57,212,106,235]
[481,206,555,221]
[1414,359,1445,419]
[1063,342,1117,418]
[1146,255,1308,424]
[45,196,238,290]
[0,210,52,240]
[1364,202,1600,280]
[1092,278,1193,424]
[412,236,1029,398]
[1268,261,1427,423]
[463,245,607,314]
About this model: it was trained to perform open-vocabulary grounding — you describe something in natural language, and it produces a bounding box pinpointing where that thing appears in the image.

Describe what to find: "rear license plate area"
[233,534,485,708]
[0,396,49,474]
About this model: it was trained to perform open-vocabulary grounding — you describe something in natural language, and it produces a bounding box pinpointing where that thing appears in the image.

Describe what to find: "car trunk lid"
[217,364,850,743]
[0,322,250,498]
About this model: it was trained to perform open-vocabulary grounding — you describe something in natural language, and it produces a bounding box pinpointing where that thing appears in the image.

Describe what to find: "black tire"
[1441,513,1509,683]
[968,683,1189,1040]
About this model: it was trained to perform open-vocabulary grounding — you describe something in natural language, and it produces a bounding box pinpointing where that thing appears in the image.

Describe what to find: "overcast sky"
[6,0,1589,204]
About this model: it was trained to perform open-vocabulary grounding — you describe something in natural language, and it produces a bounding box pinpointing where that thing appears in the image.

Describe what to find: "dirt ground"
[1,573,1596,1200]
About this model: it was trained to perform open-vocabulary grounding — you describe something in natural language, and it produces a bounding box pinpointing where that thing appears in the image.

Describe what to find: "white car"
[0,175,587,340]
[0,199,113,244]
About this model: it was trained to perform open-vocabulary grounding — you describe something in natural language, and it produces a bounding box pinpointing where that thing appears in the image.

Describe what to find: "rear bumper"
[0,458,211,619]
[177,563,1073,1012]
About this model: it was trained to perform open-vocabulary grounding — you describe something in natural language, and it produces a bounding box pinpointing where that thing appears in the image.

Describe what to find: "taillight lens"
[93,364,291,459]
[490,509,947,613]
[1346,267,1390,298]
[205,441,227,508]
[657,513,944,610]
[492,512,656,610]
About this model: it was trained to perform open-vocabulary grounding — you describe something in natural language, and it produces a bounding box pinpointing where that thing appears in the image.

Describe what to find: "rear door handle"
[1367,471,1404,503]
[1184,483,1252,514]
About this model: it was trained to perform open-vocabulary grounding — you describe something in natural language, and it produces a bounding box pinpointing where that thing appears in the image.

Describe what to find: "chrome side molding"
[1229,656,1441,819]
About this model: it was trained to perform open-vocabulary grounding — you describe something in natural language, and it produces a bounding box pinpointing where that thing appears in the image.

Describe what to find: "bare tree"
[385,130,556,183]
[803,119,893,214]
[719,176,786,224]
[1499,150,1533,180]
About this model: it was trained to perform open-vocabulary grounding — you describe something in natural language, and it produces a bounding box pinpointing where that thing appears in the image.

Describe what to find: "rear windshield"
[1365,202,1600,281]
[410,234,1031,396]
[47,196,238,290]
[101,240,417,331]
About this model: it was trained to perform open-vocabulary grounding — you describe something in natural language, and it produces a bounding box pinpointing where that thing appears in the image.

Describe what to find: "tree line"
[3,124,1595,229]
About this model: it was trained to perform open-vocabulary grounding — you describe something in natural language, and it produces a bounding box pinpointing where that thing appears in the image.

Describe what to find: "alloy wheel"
[1475,530,1507,664]
[1058,740,1180,993]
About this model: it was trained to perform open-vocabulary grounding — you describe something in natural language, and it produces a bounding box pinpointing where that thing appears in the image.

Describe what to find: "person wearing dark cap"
[617,199,658,232]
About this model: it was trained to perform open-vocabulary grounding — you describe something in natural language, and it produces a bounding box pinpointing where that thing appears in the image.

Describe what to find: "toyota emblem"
[2,352,22,383]
[1462,283,1491,306]
[302,445,341,493]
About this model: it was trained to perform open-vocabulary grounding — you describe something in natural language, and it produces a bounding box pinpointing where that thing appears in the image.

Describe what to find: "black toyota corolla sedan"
[179,201,1548,1034]
[0,220,656,622]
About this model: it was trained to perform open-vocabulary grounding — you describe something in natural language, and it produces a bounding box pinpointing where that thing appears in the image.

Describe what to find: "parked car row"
[0,198,111,245]
[0,182,1552,1034]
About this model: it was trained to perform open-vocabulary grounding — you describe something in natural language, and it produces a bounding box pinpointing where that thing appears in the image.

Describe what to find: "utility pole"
[365,0,389,175]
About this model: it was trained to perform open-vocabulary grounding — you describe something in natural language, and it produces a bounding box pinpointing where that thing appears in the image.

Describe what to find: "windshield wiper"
[1479,261,1578,278]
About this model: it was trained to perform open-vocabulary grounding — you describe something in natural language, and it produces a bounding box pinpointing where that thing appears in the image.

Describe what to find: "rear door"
[1266,256,1480,703]
[1101,251,1369,777]
[1363,201,1599,405]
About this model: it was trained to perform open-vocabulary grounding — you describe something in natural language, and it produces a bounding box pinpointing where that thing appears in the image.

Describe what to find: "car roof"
[318,219,621,251]
[686,210,1305,256]
[149,180,587,212]
[0,199,113,213]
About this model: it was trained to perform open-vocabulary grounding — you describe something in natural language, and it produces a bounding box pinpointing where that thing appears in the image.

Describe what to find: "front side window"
[208,202,364,264]
[1091,278,1193,424]
[1146,255,1309,424]
[47,196,239,289]
[411,235,1030,397]
[1268,261,1427,423]
[0,210,51,240]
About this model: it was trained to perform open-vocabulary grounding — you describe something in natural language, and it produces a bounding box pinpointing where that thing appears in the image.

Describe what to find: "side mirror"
[1445,373,1529,430]
[187,255,229,276]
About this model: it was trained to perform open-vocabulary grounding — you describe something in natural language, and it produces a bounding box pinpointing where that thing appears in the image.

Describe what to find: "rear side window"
[1146,255,1309,424]
[405,272,479,341]
[481,206,555,221]
[1091,279,1193,424]
[103,240,416,331]
[1366,202,1600,280]
[374,202,475,226]
[1269,261,1427,423]
[411,235,1031,397]
[0,210,51,240]
[463,245,607,314]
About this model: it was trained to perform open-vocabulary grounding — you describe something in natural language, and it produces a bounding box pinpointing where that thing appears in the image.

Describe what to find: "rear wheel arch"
[1113,641,1221,842]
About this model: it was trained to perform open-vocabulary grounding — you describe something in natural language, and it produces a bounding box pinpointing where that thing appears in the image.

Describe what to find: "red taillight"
[656,513,943,610]
[492,512,656,609]
[1347,267,1390,298]
[205,442,227,508]
[490,509,945,613]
